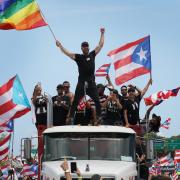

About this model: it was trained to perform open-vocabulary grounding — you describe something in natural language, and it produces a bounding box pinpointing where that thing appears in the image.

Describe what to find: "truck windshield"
[43,133,135,162]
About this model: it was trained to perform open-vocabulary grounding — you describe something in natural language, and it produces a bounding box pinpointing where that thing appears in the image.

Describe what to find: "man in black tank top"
[56,28,105,124]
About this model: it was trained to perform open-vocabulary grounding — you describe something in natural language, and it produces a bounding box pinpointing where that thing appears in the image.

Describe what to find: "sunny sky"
[0,0,180,155]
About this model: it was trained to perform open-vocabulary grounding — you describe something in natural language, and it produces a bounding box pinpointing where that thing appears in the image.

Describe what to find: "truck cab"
[41,125,137,180]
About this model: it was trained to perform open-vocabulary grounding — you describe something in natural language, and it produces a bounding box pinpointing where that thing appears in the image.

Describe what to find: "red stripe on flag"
[115,67,149,85]
[11,108,30,119]
[0,134,11,146]
[0,100,16,115]
[114,56,132,70]
[0,76,15,96]
[0,147,9,156]
[107,36,148,56]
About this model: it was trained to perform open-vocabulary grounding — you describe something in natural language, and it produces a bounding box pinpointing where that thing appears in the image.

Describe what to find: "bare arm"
[56,40,75,60]
[94,28,105,55]
[141,78,152,98]
[144,104,155,120]
[106,74,114,89]
[124,110,130,127]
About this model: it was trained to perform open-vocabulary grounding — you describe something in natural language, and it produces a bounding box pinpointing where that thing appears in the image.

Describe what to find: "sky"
[0,0,180,155]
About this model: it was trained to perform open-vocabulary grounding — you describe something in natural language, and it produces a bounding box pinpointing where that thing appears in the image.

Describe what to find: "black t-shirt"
[52,95,70,126]
[75,50,96,81]
[124,95,141,125]
[119,95,128,125]
[105,100,122,125]
[34,95,47,126]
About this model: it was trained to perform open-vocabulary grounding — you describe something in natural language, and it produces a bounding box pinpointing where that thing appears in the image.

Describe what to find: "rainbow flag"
[0,0,47,30]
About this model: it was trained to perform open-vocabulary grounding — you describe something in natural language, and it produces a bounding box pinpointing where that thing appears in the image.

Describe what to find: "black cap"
[56,84,63,90]
[96,83,105,89]
[81,41,89,47]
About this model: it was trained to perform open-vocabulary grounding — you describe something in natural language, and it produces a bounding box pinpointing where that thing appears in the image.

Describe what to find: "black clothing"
[104,100,122,125]
[136,144,149,179]
[33,95,47,126]
[69,80,101,122]
[52,95,70,126]
[119,95,128,125]
[124,95,141,125]
[74,108,92,125]
[69,50,101,122]
[75,50,96,82]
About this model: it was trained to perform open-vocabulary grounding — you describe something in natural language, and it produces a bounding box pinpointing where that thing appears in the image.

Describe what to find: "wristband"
[65,169,70,173]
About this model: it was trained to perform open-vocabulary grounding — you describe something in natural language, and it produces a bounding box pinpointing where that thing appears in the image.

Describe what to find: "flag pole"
[35,1,57,41]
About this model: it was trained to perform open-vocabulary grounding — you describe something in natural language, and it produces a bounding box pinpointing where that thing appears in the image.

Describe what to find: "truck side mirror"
[24,138,31,160]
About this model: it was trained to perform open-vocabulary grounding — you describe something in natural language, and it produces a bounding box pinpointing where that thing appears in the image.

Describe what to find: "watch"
[65,169,70,173]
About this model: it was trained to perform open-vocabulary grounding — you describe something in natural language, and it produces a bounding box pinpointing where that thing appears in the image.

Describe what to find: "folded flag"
[0,0,47,30]
[144,87,180,106]
[108,36,151,85]
[95,63,111,77]
[0,75,31,125]
[160,118,171,129]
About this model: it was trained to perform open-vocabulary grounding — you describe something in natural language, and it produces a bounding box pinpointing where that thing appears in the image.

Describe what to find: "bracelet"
[64,169,70,173]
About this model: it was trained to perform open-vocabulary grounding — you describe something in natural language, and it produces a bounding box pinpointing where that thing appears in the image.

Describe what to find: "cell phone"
[70,162,77,173]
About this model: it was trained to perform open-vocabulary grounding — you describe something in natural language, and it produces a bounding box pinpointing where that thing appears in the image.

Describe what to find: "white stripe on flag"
[0,140,10,152]
[0,104,27,125]
[115,62,142,78]
[110,45,137,61]
[0,88,13,106]
[0,150,9,160]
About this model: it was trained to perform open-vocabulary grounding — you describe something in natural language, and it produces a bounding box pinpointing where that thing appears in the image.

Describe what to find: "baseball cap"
[81,41,89,47]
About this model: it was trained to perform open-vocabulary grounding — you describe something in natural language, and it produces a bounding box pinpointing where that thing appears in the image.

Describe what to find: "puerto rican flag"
[0,75,31,125]
[0,132,11,161]
[160,118,171,129]
[0,163,11,179]
[0,119,14,133]
[21,164,38,177]
[174,150,180,164]
[95,63,111,77]
[144,87,180,106]
[108,36,151,85]
[159,154,172,166]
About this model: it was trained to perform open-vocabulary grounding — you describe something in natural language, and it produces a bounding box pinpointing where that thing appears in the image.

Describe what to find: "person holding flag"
[56,28,105,123]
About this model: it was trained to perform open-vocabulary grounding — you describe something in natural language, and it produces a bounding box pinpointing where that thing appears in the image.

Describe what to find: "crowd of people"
[31,77,153,128]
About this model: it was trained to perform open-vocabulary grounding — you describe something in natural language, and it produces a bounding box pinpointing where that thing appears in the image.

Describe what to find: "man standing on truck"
[56,28,105,124]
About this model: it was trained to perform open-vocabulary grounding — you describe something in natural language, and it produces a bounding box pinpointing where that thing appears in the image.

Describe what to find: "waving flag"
[144,87,180,106]
[0,132,11,161]
[161,118,171,129]
[21,163,38,177]
[159,154,172,166]
[0,163,11,179]
[0,0,47,30]
[0,120,14,133]
[0,75,31,125]
[77,96,86,111]
[108,36,151,85]
[174,150,180,165]
[95,63,111,77]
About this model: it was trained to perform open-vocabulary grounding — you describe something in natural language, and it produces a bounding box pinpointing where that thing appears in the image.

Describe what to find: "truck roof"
[43,125,136,134]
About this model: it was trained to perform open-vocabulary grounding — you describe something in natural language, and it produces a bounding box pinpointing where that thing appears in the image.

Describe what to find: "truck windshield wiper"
[51,156,77,161]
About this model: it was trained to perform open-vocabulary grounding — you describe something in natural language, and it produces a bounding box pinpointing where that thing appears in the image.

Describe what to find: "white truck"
[41,125,137,180]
